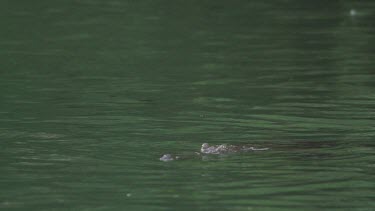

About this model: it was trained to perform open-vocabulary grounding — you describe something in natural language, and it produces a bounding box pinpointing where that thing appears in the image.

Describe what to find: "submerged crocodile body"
[160,143,269,161]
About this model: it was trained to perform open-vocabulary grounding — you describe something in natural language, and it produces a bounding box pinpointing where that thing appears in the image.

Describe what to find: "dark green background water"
[1,0,375,210]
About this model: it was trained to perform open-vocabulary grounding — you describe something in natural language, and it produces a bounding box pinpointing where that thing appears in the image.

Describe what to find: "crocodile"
[160,143,269,161]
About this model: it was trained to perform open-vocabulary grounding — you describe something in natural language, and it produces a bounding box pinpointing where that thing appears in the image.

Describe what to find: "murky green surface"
[1,1,375,210]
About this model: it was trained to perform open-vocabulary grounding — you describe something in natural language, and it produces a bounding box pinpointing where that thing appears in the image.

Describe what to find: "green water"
[1,1,375,210]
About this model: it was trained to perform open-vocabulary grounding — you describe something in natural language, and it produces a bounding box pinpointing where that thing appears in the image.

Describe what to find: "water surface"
[1,1,375,210]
